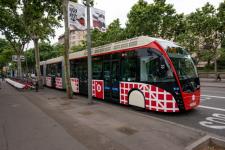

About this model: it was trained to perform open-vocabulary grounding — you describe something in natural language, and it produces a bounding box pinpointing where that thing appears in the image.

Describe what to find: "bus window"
[139,49,174,82]
[93,62,102,79]
[70,60,79,78]
[103,62,110,81]
[40,65,43,76]
[93,56,103,79]
[56,62,62,77]
[121,53,138,82]
[80,59,87,80]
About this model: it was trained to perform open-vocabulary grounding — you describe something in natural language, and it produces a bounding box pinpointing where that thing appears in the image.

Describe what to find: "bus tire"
[128,90,145,108]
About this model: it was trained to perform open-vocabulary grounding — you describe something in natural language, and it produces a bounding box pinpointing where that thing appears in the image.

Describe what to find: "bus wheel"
[128,90,145,108]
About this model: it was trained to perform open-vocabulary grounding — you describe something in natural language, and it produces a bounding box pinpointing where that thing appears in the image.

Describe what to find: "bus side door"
[103,60,120,101]
[103,61,111,99]
[111,60,120,100]
[79,59,88,95]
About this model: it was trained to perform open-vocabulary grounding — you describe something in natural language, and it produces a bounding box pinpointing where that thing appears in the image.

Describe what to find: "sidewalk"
[200,78,225,88]
[3,81,223,150]
[0,82,87,150]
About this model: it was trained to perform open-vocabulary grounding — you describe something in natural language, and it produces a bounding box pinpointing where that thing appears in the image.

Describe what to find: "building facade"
[58,30,86,48]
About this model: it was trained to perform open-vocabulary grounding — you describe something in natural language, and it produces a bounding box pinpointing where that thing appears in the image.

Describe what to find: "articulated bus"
[40,36,200,112]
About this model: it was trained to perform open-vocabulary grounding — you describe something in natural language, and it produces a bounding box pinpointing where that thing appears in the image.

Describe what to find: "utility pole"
[86,0,93,104]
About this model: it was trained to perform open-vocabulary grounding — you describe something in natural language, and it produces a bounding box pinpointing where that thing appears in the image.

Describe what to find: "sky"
[0,0,223,48]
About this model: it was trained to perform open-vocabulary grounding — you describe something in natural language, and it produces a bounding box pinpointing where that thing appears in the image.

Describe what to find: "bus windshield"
[168,52,198,80]
[157,40,198,80]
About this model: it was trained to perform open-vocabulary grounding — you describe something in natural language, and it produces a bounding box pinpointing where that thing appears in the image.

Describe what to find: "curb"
[185,135,225,150]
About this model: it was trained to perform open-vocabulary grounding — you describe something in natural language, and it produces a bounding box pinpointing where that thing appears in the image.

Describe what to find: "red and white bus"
[41,36,200,112]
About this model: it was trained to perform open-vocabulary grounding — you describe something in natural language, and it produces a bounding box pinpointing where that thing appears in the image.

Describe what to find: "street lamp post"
[86,0,93,104]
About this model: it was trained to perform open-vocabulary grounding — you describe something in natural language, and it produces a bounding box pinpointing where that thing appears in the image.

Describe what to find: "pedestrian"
[217,73,222,81]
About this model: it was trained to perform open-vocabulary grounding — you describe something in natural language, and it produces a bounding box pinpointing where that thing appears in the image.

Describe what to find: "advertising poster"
[68,2,86,30]
[91,8,106,32]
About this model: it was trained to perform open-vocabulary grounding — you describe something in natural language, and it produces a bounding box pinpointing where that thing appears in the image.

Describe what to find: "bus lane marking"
[200,97,211,101]
[199,113,225,129]
[201,95,225,99]
[198,105,225,112]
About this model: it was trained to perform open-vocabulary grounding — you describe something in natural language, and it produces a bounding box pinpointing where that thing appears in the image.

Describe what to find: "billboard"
[68,2,86,30]
[91,8,106,32]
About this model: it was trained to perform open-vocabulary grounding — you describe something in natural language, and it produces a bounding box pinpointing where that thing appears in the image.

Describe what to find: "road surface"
[142,86,225,137]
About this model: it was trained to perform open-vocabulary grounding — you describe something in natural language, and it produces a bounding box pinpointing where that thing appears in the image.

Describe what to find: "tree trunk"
[33,38,43,88]
[63,0,72,99]
[17,53,22,78]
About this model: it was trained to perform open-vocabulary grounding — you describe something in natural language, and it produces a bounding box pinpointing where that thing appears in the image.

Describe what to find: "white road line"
[199,105,225,112]
[202,95,225,99]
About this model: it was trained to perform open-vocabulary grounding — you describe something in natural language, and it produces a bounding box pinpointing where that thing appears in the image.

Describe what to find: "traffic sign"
[12,55,25,62]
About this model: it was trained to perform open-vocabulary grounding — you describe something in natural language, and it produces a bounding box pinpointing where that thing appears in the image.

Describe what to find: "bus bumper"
[182,89,201,111]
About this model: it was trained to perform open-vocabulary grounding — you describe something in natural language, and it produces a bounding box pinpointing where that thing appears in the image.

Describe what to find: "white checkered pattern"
[46,77,52,87]
[55,77,63,89]
[92,80,104,99]
[120,82,179,112]
[92,80,96,97]
[70,78,79,93]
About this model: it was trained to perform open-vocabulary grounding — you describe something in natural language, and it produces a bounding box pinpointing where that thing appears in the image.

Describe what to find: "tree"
[22,0,62,87]
[0,0,30,78]
[91,29,106,47]
[91,19,125,47]
[25,42,64,72]
[63,0,74,98]
[71,43,86,52]
[126,0,180,39]
[0,39,14,69]
[126,0,149,37]
[186,3,221,75]
[104,19,125,43]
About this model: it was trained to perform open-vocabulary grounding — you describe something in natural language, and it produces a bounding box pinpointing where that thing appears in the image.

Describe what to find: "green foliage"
[0,38,14,68]
[71,44,86,52]
[0,0,29,53]
[25,42,64,69]
[126,0,180,39]
[23,0,62,41]
[91,19,125,47]
[184,2,221,64]
[218,48,225,69]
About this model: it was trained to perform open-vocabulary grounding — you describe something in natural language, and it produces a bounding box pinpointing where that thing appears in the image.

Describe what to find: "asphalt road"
[142,86,225,138]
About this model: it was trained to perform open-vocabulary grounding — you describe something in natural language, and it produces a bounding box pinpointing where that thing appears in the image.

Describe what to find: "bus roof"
[40,61,45,65]
[69,36,156,59]
[42,36,177,63]
[45,56,63,64]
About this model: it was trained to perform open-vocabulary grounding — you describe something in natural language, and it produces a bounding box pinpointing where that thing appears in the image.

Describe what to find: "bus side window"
[57,62,62,77]
[40,65,43,76]
[80,59,87,80]
[103,62,110,81]
[121,53,138,82]
[70,60,79,78]
[93,56,103,80]
[139,48,174,82]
